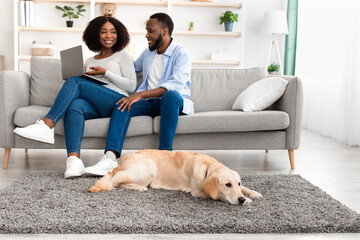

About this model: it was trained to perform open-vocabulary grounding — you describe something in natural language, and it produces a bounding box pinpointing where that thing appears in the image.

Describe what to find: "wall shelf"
[19,26,84,32]
[19,27,241,37]
[172,2,242,8]
[192,59,240,65]
[19,55,239,65]
[95,0,168,6]
[34,0,91,3]
[174,31,241,37]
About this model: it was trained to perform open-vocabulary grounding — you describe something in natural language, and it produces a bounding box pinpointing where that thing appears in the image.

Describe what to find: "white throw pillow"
[232,77,289,112]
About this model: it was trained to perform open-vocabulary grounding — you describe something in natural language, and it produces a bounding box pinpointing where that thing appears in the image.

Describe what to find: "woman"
[13,16,136,179]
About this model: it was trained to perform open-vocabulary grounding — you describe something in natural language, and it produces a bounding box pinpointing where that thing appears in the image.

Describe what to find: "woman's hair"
[83,16,130,52]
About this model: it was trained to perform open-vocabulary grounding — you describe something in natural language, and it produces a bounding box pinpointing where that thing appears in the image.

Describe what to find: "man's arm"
[116,87,167,111]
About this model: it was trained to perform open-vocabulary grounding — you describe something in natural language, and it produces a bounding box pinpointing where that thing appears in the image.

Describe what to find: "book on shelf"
[20,0,34,27]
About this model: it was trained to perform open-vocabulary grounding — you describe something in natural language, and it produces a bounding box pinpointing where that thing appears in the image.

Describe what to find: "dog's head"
[193,155,248,205]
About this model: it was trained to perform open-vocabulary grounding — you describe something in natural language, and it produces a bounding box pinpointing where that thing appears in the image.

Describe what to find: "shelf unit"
[14,0,245,70]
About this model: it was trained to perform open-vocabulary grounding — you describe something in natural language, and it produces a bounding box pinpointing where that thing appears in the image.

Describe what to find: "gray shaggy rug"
[0,173,359,234]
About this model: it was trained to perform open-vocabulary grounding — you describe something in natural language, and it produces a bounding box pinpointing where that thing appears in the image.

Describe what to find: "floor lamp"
[262,10,289,75]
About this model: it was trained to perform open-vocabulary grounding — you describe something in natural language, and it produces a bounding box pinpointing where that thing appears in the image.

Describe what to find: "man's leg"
[105,99,158,158]
[159,90,184,151]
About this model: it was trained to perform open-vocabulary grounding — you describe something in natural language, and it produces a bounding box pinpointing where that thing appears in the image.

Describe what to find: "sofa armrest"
[270,75,303,149]
[0,71,30,148]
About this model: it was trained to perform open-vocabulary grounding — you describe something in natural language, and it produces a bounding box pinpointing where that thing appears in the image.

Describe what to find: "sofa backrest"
[29,57,265,112]
[30,57,64,107]
[190,68,265,112]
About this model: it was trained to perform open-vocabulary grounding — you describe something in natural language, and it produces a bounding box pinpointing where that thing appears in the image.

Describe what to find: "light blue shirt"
[134,40,194,115]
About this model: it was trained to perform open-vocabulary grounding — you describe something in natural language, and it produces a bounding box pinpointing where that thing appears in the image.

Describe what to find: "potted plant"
[55,5,86,28]
[267,63,280,75]
[219,10,238,32]
[188,21,194,31]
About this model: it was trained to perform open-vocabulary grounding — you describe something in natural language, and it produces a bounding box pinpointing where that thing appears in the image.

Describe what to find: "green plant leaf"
[55,6,65,12]
[219,10,238,24]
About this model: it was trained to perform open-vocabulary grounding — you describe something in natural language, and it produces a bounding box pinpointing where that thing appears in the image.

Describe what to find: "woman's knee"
[67,99,88,112]
[64,76,83,86]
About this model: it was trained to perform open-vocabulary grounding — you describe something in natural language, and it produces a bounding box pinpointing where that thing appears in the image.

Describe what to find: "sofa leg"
[3,148,11,169]
[288,150,295,169]
[25,148,28,153]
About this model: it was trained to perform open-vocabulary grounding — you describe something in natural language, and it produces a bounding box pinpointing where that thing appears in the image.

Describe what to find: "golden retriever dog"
[88,150,262,205]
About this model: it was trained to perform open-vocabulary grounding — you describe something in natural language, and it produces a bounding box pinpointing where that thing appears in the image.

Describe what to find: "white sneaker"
[64,156,85,179]
[13,119,55,144]
[82,155,118,176]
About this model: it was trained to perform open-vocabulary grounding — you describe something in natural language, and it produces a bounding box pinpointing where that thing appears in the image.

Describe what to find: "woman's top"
[85,50,136,96]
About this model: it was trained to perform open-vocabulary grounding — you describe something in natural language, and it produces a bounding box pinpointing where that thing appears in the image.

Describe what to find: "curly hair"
[83,16,130,52]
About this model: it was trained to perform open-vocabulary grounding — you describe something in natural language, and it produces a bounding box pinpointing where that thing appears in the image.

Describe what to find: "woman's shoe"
[64,156,85,179]
[13,119,55,144]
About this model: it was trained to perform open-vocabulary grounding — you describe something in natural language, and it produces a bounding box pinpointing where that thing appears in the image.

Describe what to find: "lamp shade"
[262,10,289,35]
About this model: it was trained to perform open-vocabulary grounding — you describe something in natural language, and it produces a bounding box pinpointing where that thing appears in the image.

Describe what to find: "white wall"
[0,0,287,71]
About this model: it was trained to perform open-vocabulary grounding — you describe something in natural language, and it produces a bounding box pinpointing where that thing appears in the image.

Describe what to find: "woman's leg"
[13,77,124,145]
[46,76,122,126]
[65,99,100,157]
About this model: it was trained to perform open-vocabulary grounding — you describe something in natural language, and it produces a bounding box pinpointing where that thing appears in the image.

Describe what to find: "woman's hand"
[85,66,107,75]
[116,93,143,112]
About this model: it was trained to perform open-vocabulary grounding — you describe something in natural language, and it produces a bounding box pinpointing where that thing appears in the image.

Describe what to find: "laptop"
[60,45,108,85]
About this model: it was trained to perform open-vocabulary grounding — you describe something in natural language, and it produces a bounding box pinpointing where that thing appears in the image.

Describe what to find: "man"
[83,12,194,176]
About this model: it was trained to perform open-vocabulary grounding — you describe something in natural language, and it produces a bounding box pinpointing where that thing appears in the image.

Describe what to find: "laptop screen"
[60,45,85,80]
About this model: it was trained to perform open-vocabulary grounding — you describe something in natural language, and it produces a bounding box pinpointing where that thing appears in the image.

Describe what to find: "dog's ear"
[193,159,211,183]
[203,176,219,199]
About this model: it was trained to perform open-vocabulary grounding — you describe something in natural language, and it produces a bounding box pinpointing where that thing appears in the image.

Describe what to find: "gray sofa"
[0,57,303,169]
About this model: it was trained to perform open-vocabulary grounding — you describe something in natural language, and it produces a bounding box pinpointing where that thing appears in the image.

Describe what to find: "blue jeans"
[105,90,184,158]
[45,77,125,154]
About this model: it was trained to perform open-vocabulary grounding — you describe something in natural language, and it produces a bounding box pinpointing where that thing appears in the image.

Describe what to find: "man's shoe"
[82,155,118,176]
[64,156,85,179]
[13,119,55,144]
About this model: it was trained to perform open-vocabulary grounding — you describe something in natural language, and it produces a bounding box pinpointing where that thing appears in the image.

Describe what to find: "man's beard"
[149,34,163,51]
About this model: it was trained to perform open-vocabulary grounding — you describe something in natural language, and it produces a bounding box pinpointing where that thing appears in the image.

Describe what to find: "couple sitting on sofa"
[13,13,193,179]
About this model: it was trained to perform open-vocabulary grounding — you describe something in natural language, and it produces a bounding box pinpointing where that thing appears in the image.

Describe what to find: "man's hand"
[85,66,107,75]
[116,92,143,112]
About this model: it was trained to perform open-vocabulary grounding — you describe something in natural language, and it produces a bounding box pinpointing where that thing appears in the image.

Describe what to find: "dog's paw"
[88,186,101,193]
[88,181,113,193]
[249,190,262,199]
[136,186,148,192]
[244,197,253,204]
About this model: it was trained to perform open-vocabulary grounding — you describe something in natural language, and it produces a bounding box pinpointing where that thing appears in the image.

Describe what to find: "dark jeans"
[105,90,184,158]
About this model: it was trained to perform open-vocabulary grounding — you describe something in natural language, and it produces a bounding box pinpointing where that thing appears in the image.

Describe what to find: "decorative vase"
[66,21,73,28]
[224,21,233,32]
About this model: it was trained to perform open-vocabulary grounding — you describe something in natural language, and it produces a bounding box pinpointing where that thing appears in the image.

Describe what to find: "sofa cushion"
[190,68,266,112]
[232,77,289,111]
[153,110,289,134]
[30,57,64,107]
[14,105,153,137]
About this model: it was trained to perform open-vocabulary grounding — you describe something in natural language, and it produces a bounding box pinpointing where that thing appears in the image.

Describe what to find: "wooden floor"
[1,129,360,239]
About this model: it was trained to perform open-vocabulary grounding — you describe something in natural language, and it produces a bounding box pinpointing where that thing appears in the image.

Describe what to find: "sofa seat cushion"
[14,105,153,137]
[154,110,289,134]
